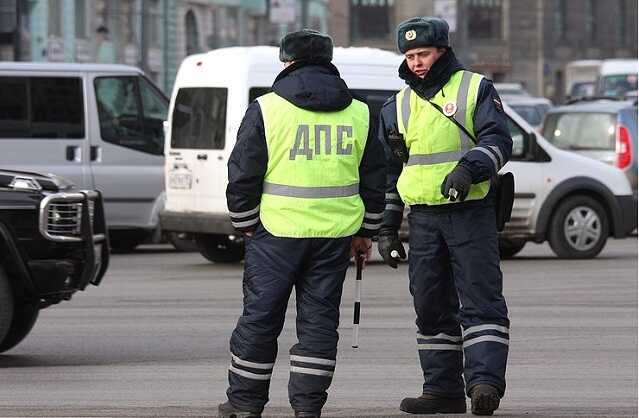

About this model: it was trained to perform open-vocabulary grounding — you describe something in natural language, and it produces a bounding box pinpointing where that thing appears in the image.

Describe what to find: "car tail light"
[616,124,632,169]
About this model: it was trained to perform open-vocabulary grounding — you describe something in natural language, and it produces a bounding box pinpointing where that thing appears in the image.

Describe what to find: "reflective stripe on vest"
[395,70,490,206]
[257,92,369,238]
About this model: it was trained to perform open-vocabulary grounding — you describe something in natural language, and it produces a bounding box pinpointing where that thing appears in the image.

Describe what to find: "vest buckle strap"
[406,150,465,167]
[262,182,360,198]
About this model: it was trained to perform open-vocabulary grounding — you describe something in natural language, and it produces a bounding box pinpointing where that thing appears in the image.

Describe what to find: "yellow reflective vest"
[257,92,369,238]
[396,70,490,205]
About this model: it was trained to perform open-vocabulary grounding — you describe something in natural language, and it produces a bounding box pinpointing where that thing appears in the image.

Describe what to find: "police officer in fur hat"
[219,29,386,418]
[377,17,512,415]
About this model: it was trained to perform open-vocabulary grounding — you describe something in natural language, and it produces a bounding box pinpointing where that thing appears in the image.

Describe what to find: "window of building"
[185,10,201,55]
[350,0,394,41]
[0,77,84,139]
[75,0,88,38]
[145,0,161,48]
[585,0,596,42]
[48,0,64,37]
[466,0,503,40]
[171,88,228,150]
[553,0,566,40]
[94,77,165,155]
[618,0,626,45]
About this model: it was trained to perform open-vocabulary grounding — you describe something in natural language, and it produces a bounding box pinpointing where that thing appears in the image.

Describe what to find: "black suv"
[0,169,109,353]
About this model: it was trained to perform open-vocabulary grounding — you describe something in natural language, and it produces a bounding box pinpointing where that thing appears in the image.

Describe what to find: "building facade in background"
[0,0,328,93]
[329,0,638,102]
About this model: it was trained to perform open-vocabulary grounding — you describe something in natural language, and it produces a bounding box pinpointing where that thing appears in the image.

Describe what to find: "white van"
[597,59,638,98]
[0,63,168,251]
[162,46,636,261]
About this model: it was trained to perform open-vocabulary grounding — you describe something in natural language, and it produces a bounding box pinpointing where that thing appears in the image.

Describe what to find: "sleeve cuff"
[229,205,260,231]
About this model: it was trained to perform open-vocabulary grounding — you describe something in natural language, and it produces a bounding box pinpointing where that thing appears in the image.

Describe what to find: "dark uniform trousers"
[407,199,509,399]
[227,224,352,413]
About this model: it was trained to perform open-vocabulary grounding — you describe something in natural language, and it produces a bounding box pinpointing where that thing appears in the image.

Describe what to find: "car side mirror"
[511,130,530,158]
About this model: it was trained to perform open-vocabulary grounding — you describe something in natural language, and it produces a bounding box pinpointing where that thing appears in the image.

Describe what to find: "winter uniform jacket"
[226,61,386,237]
[379,50,513,228]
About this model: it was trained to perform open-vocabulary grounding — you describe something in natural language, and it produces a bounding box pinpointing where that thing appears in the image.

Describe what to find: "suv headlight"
[9,176,42,192]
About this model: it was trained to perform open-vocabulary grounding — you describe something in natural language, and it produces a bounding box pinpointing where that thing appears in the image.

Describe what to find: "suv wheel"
[195,234,244,263]
[0,266,39,353]
[498,238,526,259]
[548,195,609,259]
[0,266,14,345]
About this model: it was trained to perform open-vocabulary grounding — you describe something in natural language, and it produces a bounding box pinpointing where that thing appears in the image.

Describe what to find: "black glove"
[377,227,407,269]
[441,164,474,202]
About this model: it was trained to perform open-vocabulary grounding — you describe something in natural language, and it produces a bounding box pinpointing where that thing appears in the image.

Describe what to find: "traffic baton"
[352,253,364,349]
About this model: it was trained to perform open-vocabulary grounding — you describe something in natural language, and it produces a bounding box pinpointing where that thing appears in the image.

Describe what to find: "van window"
[543,112,616,151]
[599,74,638,97]
[247,87,395,139]
[249,87,270,103]
[95,76,165,155]
[0,77,84,139]
[171,88,227,150]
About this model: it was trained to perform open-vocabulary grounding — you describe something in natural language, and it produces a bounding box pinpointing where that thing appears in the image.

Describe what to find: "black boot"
[470,384,500,416]
[218,401,262,418]
[294,411,321,418]
[399,393,466,414]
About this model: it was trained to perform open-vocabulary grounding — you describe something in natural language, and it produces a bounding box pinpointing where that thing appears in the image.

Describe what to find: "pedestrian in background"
[377,17,512,416]
[219,29,386,418]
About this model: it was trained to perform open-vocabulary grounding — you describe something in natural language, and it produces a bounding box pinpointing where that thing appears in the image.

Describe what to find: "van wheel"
[167,232,198,252]
[498,238,526,259]
[548,195,609,259]
[195,234,244,263]
[0,266,14,347]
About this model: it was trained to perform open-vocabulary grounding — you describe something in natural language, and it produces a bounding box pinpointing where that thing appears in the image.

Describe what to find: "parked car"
[494,82,530,96]
[502,95,553,130]
[0,63,169,251]
[565,60,602,101]
[0,169,109,353]
[541,99,638,196]
[596,59,638,98]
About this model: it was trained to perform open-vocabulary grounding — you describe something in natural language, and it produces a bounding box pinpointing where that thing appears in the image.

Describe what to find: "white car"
[161,47,636,262]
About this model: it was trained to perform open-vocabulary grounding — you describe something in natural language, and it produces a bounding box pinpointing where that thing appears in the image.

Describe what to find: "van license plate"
[169,172,192,189]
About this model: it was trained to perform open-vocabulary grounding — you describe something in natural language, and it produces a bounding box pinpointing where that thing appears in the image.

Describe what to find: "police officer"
[219,30,386,418]
[377,17,512,416]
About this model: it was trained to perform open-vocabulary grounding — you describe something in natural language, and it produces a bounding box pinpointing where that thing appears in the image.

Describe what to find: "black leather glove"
[441,164,474,202]
[377,227,407,269]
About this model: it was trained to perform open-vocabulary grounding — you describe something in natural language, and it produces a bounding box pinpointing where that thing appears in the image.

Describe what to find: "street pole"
[301,0,308,29]
[139,0,148,73]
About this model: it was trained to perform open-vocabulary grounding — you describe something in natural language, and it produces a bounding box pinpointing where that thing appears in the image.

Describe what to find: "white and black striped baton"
[352,253,364,349]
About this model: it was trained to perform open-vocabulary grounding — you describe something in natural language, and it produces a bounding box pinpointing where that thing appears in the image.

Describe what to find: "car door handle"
[90,146,102,162]
[65,146,81,162]
[197,153,208,161]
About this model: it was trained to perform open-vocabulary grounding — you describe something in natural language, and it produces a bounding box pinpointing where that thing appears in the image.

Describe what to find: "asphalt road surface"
[0,238,636,418]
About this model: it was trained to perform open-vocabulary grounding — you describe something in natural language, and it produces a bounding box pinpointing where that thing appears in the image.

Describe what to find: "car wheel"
[498,238,526,259]
[195,234,244,263]
[0,266,14,346]
[109,230,147,253]
[167,232,198,252]
[0,302,39,354]
[548,195,609,259]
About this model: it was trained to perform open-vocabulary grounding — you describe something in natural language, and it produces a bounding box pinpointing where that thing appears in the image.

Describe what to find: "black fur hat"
[279,29,333,64]
[396,17,450,53]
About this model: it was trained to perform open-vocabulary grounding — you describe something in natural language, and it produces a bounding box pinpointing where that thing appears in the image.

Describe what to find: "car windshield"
[600,74,638,97]
[542,112,616,150]
[510,104,550,126]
